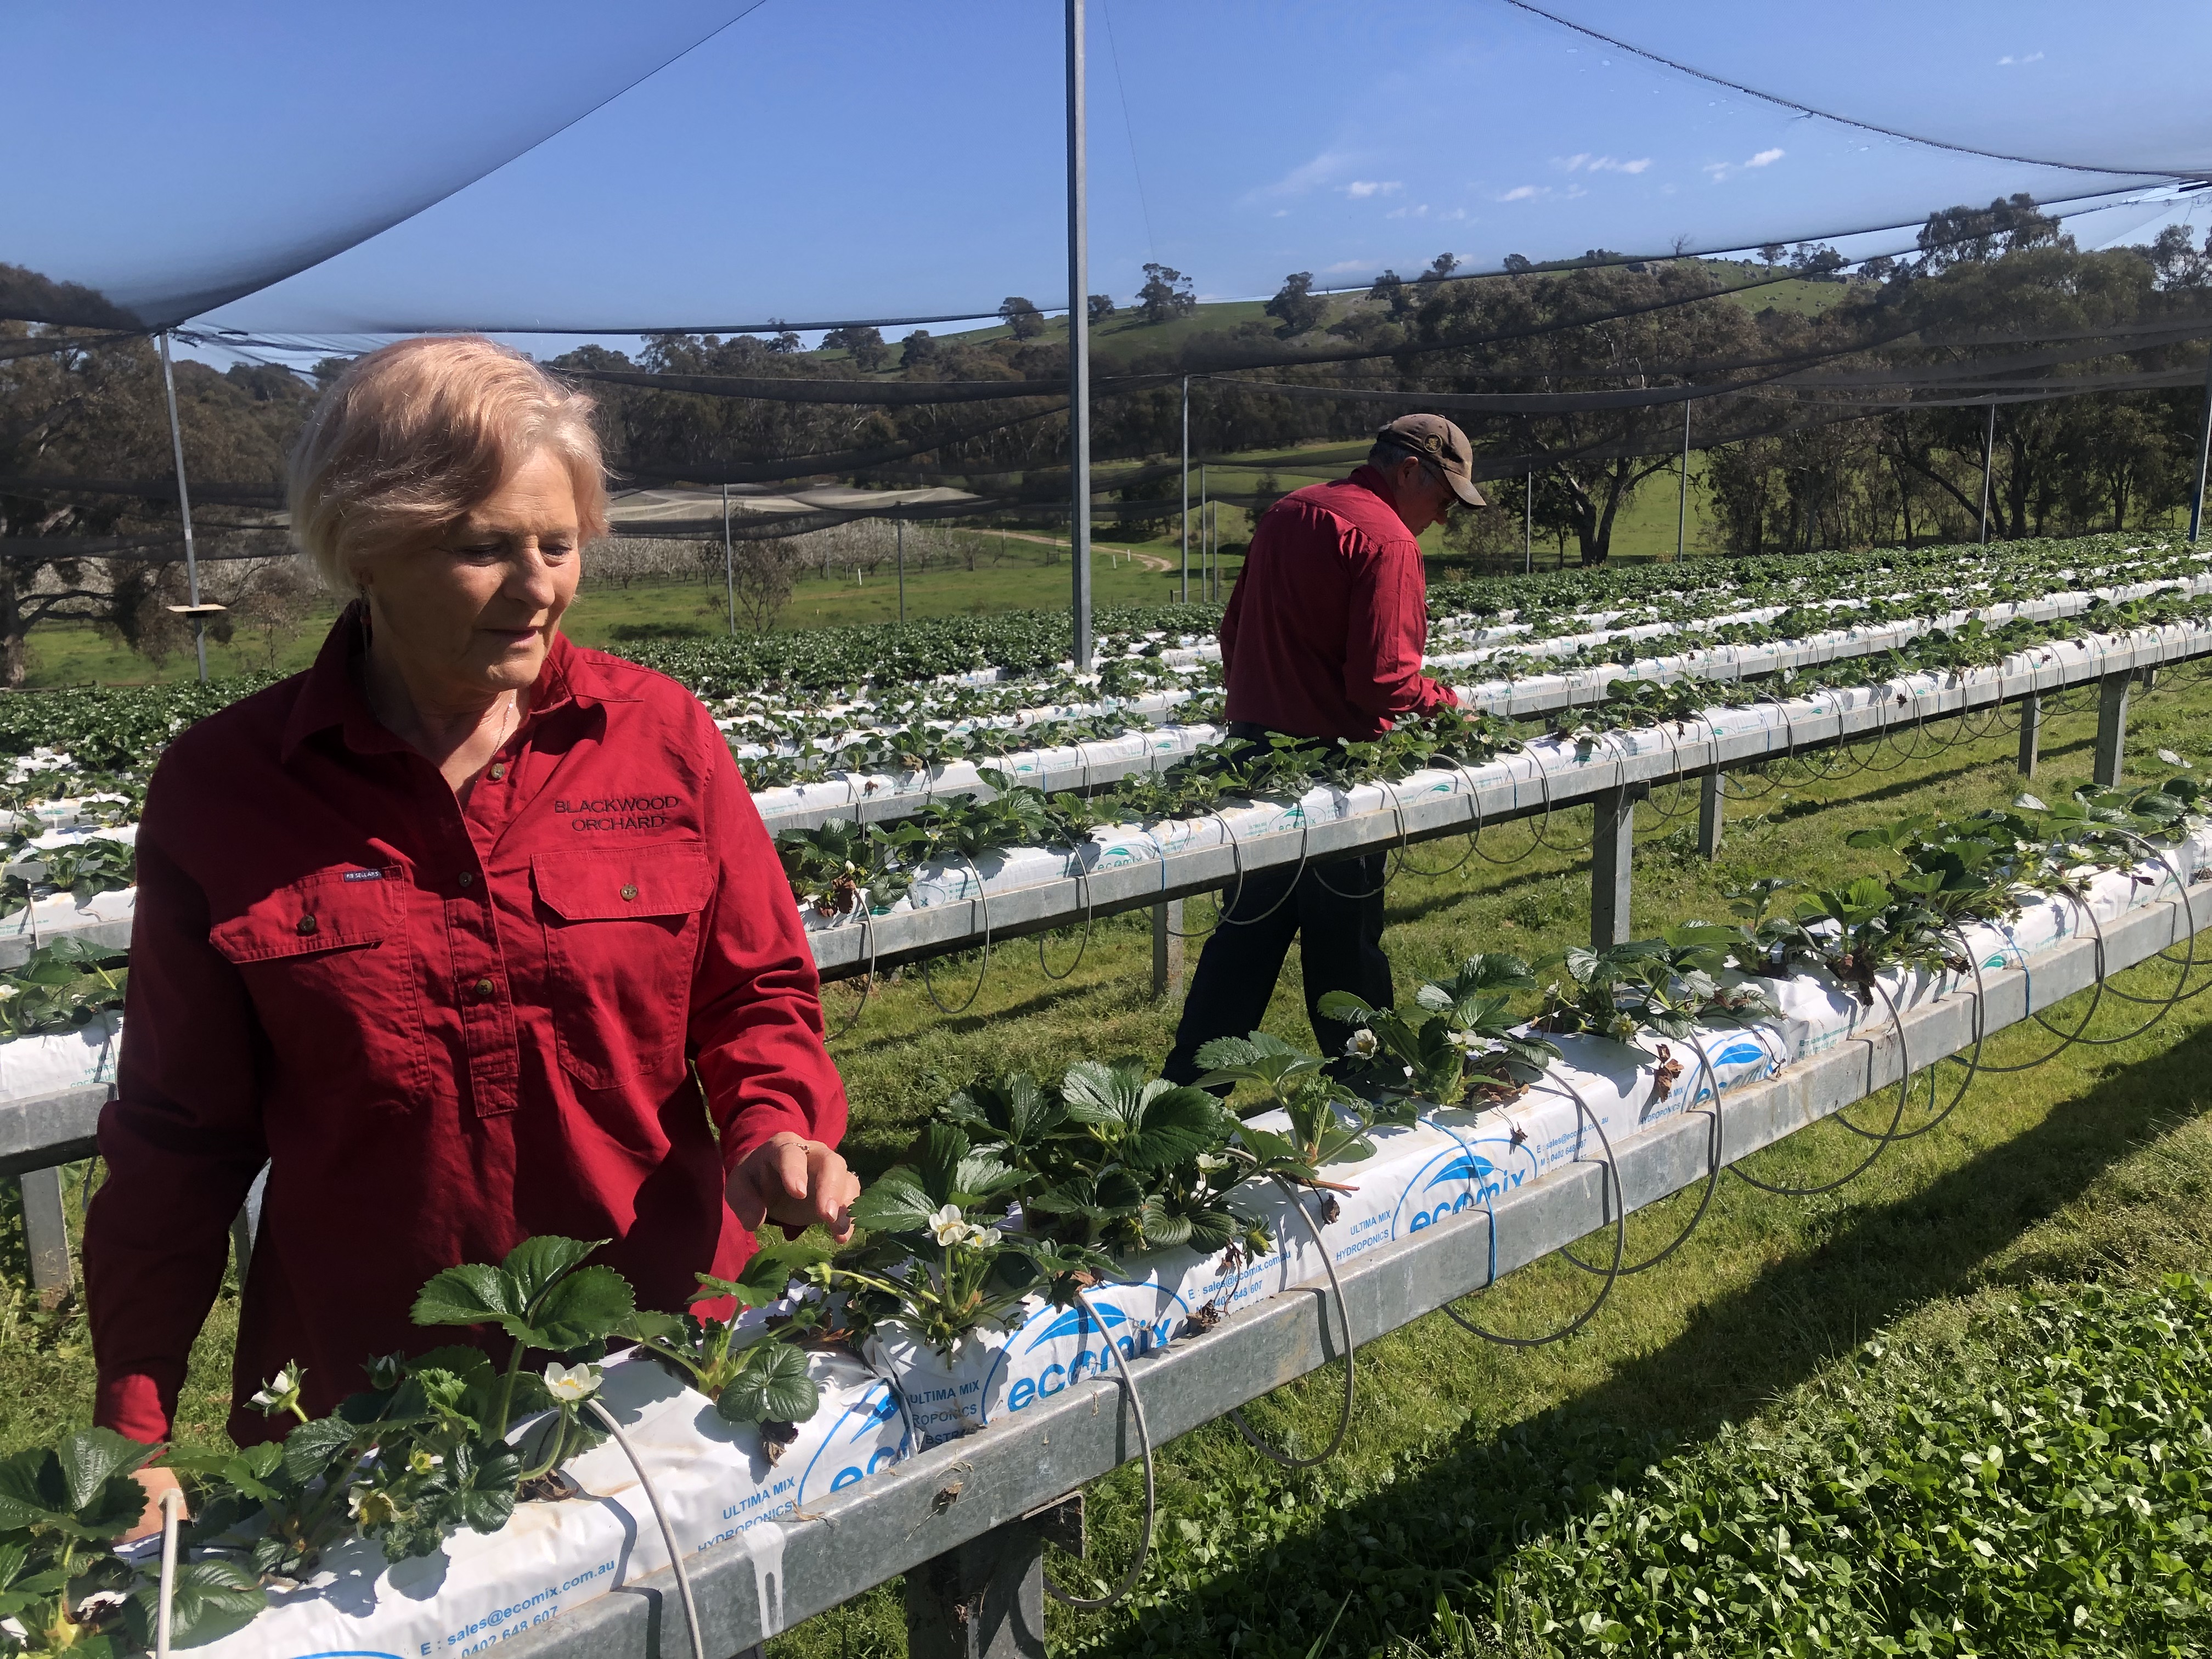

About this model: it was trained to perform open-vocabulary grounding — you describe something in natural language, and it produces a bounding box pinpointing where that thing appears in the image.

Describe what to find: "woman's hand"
[727,1132,860,1242]
[121,1465,186,1543]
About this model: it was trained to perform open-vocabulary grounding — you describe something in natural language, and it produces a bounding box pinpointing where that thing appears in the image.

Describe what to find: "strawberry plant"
[0,940,127,1041]
[833,1123,1114,1354]
[1194,1032,1417,1189]
[0,1426,260,1654]
[1322,953,1561,1108]
[622,1242,831,1432]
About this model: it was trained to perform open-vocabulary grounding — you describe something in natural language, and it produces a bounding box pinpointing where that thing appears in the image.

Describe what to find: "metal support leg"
[2017,692,2041,778]
[1150,899,1183,1000]
[18,1167,71,1305]
[1696,772,1724,861]
[2094,672,2131,788]
[905,1513,1048,1659]
[1590,785,1643,949]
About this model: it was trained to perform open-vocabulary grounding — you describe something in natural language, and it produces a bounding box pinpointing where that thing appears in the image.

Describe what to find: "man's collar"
[279,610,622,764]
[1346,464,1415,535]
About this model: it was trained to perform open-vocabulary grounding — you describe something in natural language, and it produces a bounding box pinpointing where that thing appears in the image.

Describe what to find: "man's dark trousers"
[1161,851,1392,1085]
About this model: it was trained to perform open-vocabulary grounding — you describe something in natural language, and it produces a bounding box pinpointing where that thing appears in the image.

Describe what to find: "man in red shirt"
[1164,414,1484,1084]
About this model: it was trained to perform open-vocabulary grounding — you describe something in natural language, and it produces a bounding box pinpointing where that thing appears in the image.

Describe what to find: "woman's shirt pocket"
[531,842,714,1090]
[206,867,428,1107]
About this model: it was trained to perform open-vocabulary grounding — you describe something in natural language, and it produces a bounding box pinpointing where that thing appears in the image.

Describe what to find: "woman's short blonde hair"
[288,336,608,592]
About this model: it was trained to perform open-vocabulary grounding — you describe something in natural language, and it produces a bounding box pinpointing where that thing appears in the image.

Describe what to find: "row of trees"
[0,322,321,682]
[9,199,2212,674]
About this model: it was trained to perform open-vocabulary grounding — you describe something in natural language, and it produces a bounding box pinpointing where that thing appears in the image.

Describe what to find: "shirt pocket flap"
[208,868,402,964]
[532,843,714,922]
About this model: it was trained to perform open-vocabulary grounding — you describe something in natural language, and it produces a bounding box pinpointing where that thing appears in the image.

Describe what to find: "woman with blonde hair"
[84,337,855,1516]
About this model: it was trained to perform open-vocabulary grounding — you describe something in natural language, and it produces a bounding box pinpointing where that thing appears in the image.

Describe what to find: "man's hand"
[121,1465,185,1543]
[726,1132,859,1242]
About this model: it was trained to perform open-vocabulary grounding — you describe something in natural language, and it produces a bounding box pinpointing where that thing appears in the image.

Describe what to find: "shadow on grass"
[1096,1017,2212,1656]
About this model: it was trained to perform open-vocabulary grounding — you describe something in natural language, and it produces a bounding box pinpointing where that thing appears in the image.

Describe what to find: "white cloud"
[1704,146,1785,181]
[1556,153,1652,176]
[1324,259,1373,274]
[1500,184,1545,201]
[1246,148,1356,204]
[1343,179,1402,199]
[1387,203,1431,219]
[1997,50,2045,65]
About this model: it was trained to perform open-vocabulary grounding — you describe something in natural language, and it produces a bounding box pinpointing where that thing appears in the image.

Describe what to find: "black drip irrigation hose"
[1212,806,1319,928]
[2018,853,2196,1048]
[1732,979,1917,1198]
[917,852,994,1017]
[1963,886,2114,1074]
[2084,830,2200,1009]
[1560,1030,1726,1279]
[1308,776,1414,901]
[1035,830,1099,983]
[1527,732,1629,856]
[1633,725,1702,826]
[1443,1079,1626,1349]
[1042,1287,1158,1612]
[1829,945,1984,1147]
[824,908,881,1043]
[1226,1174,1359,1468]
[1467,754,1550,868]
[1155,810,1256,944]
[1392,764,1485,879]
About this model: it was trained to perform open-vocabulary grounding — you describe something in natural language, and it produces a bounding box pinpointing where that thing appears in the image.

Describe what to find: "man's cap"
[1375,413,1487,507]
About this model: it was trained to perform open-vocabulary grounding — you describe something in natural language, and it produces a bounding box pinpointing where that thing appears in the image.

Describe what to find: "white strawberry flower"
[544,1361,602,1403]
[249,1361,305,1417]
[928,1204,969,1245]
[1344,1029,1380,1059]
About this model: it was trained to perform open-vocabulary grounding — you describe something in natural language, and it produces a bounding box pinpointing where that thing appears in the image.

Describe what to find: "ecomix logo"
[811,1382,908,1495]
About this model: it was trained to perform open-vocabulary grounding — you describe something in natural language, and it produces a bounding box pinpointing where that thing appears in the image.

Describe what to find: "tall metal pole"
[896,518,906,623]
[1978,400,1996,545]
[721,482,735,635]
[2191,348,2212,542]
[1179,375,1190,602]
[1199,463,1209,600]
[1065,0,1093,669]
[1675,395,1691,561]
[1523,464,1533,575]
[157,332,206,682]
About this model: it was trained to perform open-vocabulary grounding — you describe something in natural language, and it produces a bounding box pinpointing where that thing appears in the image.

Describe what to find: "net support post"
[2017,691,2041,778]
[18,1166,72,1305]
[904,1506,1056,1659]
[1590,783,1645,949]
[1696,771,1724,861]
[2094,671,2131,788]
[1150,898,1183,1000]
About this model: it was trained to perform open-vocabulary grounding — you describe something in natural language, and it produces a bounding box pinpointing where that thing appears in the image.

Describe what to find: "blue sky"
[12,1,2210,357]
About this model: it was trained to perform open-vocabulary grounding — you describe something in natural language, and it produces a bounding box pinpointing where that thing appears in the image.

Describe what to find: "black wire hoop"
[1732,978,1917,1198]
[1442,1078,1626,1348]
[1560,1028,1729,1278]
[1225,1174,1358,1469]
[917,851,994,1017]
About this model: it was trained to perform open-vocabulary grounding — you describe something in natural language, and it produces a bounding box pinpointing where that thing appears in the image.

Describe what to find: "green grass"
[1462,1272,2212,1654]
